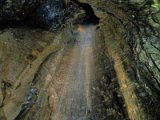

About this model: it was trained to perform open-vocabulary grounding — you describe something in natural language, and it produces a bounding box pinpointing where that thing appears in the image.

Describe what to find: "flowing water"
[52,25,96,120]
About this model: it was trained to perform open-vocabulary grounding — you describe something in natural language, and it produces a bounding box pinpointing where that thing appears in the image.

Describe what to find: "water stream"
[52,25,96,120]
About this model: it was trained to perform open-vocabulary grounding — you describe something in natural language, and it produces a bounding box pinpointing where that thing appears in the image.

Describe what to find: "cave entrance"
[72,0,100,25]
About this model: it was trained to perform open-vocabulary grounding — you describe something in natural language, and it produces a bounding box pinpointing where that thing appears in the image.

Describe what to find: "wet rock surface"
[0,0,160,120]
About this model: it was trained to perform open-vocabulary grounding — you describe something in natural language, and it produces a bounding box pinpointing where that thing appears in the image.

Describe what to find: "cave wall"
[0,26,75,120]
[86,0,160,119]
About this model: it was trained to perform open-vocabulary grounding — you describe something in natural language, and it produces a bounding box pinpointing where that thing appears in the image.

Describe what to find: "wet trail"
[52,25,96,120]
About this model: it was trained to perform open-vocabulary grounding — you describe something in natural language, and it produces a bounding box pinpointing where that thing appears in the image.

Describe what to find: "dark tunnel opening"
[72,0,100,25]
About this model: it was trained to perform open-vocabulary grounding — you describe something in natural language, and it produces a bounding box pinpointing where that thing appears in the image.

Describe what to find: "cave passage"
[1,0,160,120]
[72,0,100,25]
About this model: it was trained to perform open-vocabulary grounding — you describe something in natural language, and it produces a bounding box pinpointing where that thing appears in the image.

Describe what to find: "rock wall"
[0,26,75,120]
[88,0,160,119]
